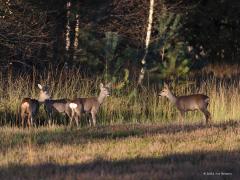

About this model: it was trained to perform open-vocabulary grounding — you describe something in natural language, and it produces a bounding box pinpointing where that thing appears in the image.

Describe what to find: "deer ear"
[164,83,169,89]
[38,84,43,90]
[99,83,104,89]
[106,82,112,88]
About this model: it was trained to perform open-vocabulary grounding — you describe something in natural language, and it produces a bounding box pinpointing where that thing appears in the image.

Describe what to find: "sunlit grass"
[0,123,238,160]
[0,122,239,179]
[1,67,240,125]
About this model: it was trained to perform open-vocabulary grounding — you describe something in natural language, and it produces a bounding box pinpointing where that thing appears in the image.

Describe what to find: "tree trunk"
[137,0,154,85]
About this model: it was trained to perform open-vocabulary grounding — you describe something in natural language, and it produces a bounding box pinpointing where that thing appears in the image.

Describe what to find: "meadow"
[1,65,240,125]
[0,123,239,179]
[0,65,240,179]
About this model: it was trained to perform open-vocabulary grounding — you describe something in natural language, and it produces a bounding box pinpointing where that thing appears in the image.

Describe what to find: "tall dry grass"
[1,66,240,126]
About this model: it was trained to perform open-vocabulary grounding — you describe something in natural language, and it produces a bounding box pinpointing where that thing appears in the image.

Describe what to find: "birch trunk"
[73,13,80,60]
[138,0,154,85]
[65,1,71,52]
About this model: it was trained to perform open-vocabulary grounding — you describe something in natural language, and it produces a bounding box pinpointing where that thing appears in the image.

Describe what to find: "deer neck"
[97,92,106,105]
[167,91,177,104]
[38,92,51,103]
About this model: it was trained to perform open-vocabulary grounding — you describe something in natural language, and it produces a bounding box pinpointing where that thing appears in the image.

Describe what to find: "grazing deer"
[20,84,50,127]
[37,84,72,125]
[159,83,211,125]
[69,83,111,127]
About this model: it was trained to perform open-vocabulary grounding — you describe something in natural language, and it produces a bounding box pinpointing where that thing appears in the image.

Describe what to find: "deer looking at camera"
[20,84,50,127]
[37,84,72,125]
[159,83,211,125]
[68,83,111,127]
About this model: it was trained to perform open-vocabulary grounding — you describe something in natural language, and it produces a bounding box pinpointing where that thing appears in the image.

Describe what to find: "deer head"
[38,84,51,102]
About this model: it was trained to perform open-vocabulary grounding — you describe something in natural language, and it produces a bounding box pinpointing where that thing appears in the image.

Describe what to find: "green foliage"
[160,46,190,79]
[103,33,137,91]
[104,32,118,59]
[103,32,119,82]
[76,30,132,91]
[149,12,190,80]
[77,30,103,67]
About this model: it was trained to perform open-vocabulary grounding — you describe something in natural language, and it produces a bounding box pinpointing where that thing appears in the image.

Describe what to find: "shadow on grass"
[0,120,239,149]
[0,150,239,180]
[72,120,239,142]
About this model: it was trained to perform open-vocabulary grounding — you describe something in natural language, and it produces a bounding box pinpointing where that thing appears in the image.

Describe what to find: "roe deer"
[20,98,39,127]
[68,83,111,127]
[20,84,50,127]
[37,84,72,125]
[159,83,211,125]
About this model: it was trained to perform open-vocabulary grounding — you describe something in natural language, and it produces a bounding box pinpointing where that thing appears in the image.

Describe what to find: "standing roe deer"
[159,83,211,125]
[20,98,39,127]
[68,83,111,127]
[20,84,50,127]
[37,84,72,125]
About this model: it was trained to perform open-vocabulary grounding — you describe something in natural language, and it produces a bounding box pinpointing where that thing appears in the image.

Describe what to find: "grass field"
[0,121,239,179]
[1,66,240,179]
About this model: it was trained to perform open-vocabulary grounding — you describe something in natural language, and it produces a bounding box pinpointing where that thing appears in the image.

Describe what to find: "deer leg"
[63,114,68,126]
[31,117,34,127]
[30,107,33,126]
[65,107,72,126]
[88,117,92,127]
[65,112,70,126]
[48,112,53,126]
[64,114,69,126]
[21,115,25,127]
[200,108,211,125]
[87,113,92,127]
[27,114,32,128]
[75,111,82,127]
[52,114,56,125]
[32,111,37,128]
[68,112,74,127]
[69,117,73,127]
[91,111,97,126]
[74,116,79,127]
[70,108,76,127]
[45,106,52,126]
[21,111,25,127]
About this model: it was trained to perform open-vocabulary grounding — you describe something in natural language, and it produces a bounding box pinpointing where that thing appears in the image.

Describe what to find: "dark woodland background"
[0,0,240,80]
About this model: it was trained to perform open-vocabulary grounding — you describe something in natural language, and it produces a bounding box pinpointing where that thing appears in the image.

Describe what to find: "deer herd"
[20,83,112,127]
[20,82,211,128]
